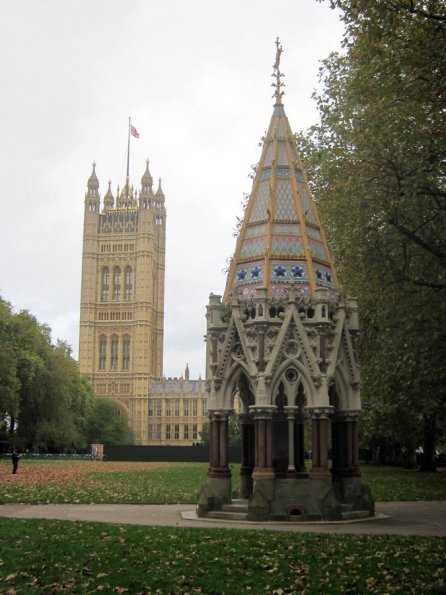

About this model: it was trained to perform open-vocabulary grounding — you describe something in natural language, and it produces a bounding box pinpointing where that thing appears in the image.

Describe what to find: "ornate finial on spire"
[272,37,285,105]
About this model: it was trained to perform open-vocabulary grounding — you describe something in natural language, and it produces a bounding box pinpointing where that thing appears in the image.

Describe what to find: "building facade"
[148,368,208,446]
[79,162,166,444]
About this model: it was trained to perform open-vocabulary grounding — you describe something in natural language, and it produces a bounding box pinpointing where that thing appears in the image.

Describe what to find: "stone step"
[221,500,249,514]
[341,509,371,521]
[341,503,354,512]
[207,510,249,521]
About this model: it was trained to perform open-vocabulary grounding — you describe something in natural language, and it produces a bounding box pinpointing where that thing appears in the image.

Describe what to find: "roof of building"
[224,40,338,303]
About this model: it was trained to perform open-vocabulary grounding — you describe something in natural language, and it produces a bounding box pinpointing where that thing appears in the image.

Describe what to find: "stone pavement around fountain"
[0,501,445,536]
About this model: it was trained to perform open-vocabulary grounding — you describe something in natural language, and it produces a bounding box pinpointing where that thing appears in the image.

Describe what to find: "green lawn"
[360,464,446,501]
[0,519,444,594]
[1,461,445,593]
[0,460,444,504]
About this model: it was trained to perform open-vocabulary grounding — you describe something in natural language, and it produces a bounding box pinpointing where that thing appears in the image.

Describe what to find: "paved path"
[0,501,445,536]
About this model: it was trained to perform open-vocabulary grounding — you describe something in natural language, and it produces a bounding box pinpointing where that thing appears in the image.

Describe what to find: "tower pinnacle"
[272,37,285,105]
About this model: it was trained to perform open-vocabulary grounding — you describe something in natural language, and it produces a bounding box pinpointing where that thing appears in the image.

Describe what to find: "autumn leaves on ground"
[0,461,446,594]
[0,460,209,504]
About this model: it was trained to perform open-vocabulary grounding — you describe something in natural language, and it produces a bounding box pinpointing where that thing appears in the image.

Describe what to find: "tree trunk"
[403,438,417,469]
[419,413,437,472]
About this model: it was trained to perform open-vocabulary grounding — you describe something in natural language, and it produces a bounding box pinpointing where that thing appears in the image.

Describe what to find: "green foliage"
[0,519,445,593]
[0,294,98,453]
[87,398,134,445]
[301,0,446,466]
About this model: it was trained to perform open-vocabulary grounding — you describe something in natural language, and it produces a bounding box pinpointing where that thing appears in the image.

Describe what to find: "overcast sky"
[0,0,344,379]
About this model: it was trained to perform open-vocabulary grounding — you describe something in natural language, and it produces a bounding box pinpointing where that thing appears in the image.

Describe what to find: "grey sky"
[0,0,344,379]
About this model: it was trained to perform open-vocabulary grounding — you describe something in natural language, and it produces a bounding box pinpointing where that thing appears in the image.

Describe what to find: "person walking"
[11,449,19,474]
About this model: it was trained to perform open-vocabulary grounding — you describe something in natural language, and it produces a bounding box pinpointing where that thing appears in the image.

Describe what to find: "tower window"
[156,400,162,417]
[113,267,121,301]
[101,267,110,302]
[111,335,119,370]
[99,335,107,370]
[122,335,130,370]
[125,266,133,301]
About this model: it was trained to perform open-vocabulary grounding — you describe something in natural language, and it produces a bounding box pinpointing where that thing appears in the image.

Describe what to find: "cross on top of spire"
[272,37,285,105]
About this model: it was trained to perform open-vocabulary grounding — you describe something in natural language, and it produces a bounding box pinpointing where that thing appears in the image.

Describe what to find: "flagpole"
[126,116,131,181]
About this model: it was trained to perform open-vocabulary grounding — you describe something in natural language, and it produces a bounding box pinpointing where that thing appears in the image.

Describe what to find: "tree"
[0,298,20,439]
[0,294,97,452]
[301,0,446,469]
[87,397,134,445]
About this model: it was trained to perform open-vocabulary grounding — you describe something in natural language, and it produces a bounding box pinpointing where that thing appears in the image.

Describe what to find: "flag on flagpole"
[130,125,140,138]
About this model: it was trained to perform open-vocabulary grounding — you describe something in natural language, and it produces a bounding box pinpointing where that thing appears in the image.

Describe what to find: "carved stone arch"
[270,358,315,408]
[219,361,252,411]
[333,362,356,411]
[236,372,255,413]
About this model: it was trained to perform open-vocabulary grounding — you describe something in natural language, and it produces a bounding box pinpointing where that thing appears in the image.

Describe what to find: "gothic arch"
[270,358,315,408]
[333,362,359,411]
[220,361,253,411]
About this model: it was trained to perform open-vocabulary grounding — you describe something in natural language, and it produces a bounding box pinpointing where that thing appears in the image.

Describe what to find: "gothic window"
[192,424,198,440]
[202,399,207,416]
[148,424,153,440]
[166,424,171,440]
[101,267,110,302]
[174,424,179,440]
[174,399,180,416]
[111,335,119,370]
[184,424,189,440]
[156,400,162,417]
[113,267,121,301]
[166,400,171,417]
[148,400,154,416]
[122,335,130,370]
[183,400,189,416]
[156,424,162,440]
[99,335,107,370]
[125,266,133,300]
[192,400,198,417]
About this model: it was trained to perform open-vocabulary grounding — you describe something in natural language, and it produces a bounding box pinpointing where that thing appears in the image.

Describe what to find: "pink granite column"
[309,408,332,480]
[250,407,275,480]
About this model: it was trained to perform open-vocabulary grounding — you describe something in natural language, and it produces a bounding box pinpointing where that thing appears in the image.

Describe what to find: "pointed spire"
[155,177,164,201]
[141,159,154,196]
[185,363,190,381]
[223,40,339,303]
[103,180,114,210]
[87,161,99,190]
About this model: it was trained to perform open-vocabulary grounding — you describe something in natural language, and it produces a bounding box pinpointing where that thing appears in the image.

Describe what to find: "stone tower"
[79,161,166,443]
[198,41,374,521]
